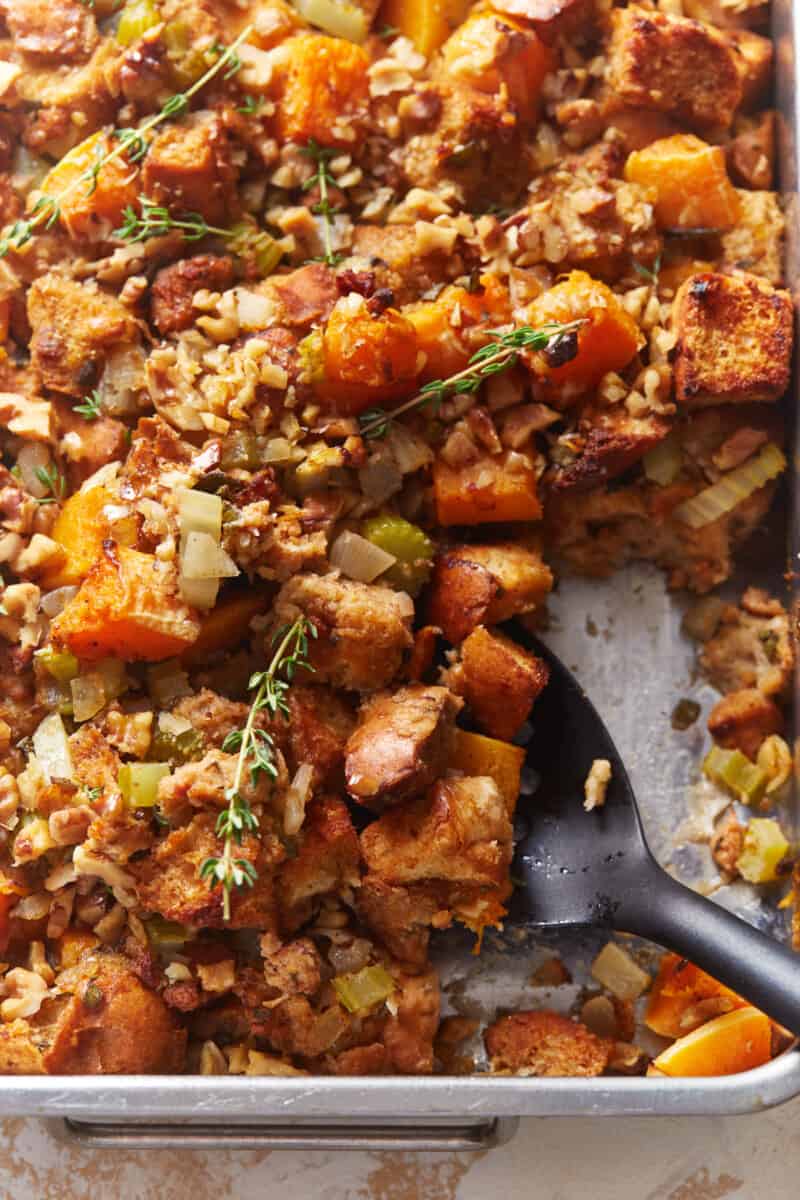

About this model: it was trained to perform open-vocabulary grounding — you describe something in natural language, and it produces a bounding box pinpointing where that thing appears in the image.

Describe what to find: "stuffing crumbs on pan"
[583,758,611,812]
[0,0,793,1081]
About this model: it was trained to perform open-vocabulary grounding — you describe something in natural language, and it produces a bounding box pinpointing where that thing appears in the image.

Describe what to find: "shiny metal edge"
[8,0,800,1137]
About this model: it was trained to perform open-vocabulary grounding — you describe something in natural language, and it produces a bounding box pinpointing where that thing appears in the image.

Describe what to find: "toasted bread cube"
[141,114,237,225]
[624,135,741,231]
[491,0,595,43]
[270,34,369,147]
[721,191,784,285]
[438,11,553,116]
[485,1010,612,1077]
[608,7,742,131]
[727,28,772,109]
[707,688,783,759]
[673,272,793,406]
[727,111,776,191]
[456,625,549,740]
[426,541,553,643]
[278,796,361,932]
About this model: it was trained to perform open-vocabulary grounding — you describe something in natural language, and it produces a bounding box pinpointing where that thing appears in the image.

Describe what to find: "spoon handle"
[614,859,800,1035]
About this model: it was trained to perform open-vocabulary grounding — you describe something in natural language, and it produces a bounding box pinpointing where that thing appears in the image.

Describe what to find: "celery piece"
[703,745,767,806]
[332,964,395,1013]
[36,647,79,685]
[737,818,789,884]
[119,762,170,808]
[116,0,161,46]
[361,514,435,596]
[150,727,205,765]
[145,915,189,950]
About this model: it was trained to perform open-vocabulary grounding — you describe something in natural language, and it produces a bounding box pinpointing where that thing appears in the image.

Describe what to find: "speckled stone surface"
[0,1101,796,1199]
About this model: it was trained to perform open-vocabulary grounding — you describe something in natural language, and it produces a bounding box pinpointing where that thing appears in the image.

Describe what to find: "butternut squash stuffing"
[0,0,791,1081]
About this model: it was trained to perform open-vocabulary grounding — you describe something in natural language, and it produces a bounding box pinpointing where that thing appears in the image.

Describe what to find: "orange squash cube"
[624,134,741,232]
[450,728,526,817]
[525,271,641,394]
[406,276,512,381]
[317,298,419,415]
[52,546,200,663]
[438,11,553,115]
[271,35,370,147]
[40,485,113,591]
[645,953,747,1038]
[433,449,542,525]
[379,0,471,56]
[652,1007,772,1077]
[182,591,269,666]
[57,930,100,969]
[40,130,140,240]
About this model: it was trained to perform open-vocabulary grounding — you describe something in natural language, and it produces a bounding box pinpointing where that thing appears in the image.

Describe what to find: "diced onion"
[71,674,107,723]
[177,488,222,541]
[332,964,395,1013]
[180,576,219,609]
[643,433,681,486]
[329,530,396,583]
[40,587,79,618]
[180,531,240,580]
[16,443,51,498]
[158,712,193,737]
[284,762,314,837]
[292,0,367,42]
[147,660,192,706]
[118,762,171,808]
[32,713,73,782]
[263,438,293,464]
[386,425,434,475]
[674,443,786,530]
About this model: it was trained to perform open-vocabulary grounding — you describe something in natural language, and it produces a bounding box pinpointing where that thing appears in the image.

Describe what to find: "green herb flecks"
[33,464,67,505]
[73,390,103,421]
[115,196,236,243]
[300,140,344,268]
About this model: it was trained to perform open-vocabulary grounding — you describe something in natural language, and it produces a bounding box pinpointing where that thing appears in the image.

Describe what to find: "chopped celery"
[150,727,205,765]
[220,431,260,471]
[361,515,435,596]
[332,964,395,1013]
[643,433,681,487]
[298,330,325,385]
[675,443,786,530]
[229,223,283,278]
[116,0,161,46]
[36,647,79,685]
[145,915,189,950]
[162,19,208,88]
[293,0,368,42]
[737,818,789,884]
[703,745,767,806]
[119,762,170,808]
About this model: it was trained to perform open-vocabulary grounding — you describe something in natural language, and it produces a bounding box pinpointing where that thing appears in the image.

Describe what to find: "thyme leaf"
[73,390,103,421]
[200,614,316,920]
[115,196,235,243]
[300,139,344,268]
[34,464,67,505]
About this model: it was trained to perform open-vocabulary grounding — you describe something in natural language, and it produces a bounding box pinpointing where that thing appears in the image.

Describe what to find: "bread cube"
[673,272,793,406]
[608,7,742,131]
[720,191,784,286]
[141,114,237,225]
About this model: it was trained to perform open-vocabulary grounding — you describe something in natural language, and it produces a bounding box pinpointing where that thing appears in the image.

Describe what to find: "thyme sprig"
[359,320,586,440]
[300,140,344,267]
[34,464,67,505]
[116,196,236,243]
[200,615,316,920]
[0,25,254,260]
[73,390,103,421]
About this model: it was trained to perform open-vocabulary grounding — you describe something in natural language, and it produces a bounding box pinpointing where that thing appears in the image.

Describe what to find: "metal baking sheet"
[4,0,800,1142]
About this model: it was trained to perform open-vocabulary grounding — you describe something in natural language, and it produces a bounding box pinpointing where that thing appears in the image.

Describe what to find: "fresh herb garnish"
[73,390,103,421]
[115,196,236,243]
[236,94,264,116]
[199,615,316,920]
[33,464,67,504]
[377,23,400,37]
[359,320,585,440]
[632,253,662,285]
[0,26,254,259]
[300,140,344,267]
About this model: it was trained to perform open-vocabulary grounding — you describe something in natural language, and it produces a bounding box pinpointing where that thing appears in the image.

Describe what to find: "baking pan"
[9,0,800,1149]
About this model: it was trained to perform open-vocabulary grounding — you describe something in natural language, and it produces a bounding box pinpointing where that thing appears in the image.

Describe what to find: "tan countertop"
[1,1099,795,1199]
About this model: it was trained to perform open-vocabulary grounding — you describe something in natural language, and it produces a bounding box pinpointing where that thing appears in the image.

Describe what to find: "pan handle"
[615,857,800,1035]
[54,1116,519,1152]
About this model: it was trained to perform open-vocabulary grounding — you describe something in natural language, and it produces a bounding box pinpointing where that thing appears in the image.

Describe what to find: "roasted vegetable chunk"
[272,574,413,691]
[485,1010,612,1077]
[624,135,741,231]
[345,685,462,809]
[28,275,140,398]
[434,450,543,526]
[270,34,370,147]
[41,130,139,239]
[608,7,743,130]
[673,272,793,406]
[51,546,201,662]
[316,297,419,415]
[437,11,553,117]
[427,541,553,644]
[452,626,549,740]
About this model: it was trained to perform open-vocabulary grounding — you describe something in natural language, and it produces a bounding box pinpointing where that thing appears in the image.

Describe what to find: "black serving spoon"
[512,626,800,1035]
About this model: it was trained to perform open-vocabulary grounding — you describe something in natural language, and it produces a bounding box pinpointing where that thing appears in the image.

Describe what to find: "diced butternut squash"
[52,546,201,663]
[182,591,269,666]
[645,953,747,1038]
[451,728,525,817]
[525,271,640,394]
[651,1006,772,1077]
[406,276,512,381]
[438,11,553,115]
[39,485,113,591]
[317,297,419,415]
[40,130,140,240]
[433,450,542,526]
[271,35,370,147]
[624,135,741,232]
[379,0,471,56]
